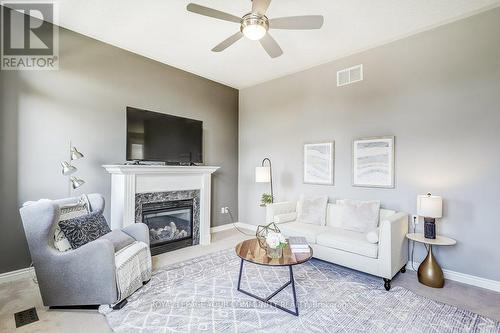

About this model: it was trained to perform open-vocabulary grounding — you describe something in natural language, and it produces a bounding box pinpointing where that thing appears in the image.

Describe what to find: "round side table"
[406,233,456,288]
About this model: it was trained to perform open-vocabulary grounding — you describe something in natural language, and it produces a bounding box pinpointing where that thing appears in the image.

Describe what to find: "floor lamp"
[255,157,273,204]
[61,142,85,196]
[255,158,278,248]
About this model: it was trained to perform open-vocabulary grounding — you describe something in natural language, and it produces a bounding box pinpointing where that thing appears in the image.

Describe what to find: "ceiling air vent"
[337,64,363,87]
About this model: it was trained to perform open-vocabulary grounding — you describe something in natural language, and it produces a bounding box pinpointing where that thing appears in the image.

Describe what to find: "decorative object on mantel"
[61,142,85,195]
[256,222,280,249]
[417,193,443,239]
[352,136,395,188]
[265,231,287,259]
[256,157,274,206]
[303,142,334,185]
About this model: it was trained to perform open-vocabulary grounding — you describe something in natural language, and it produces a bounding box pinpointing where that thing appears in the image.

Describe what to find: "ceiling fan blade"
[252,0,271,15]
[269,15,324,30]
[211,32,244,52]
[187,3,241,23]
[260,33,283,58]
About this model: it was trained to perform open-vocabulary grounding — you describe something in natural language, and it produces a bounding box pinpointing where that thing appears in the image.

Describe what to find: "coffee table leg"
[237,258,244,291]
[236,261,299,316]
[289,265,299,316]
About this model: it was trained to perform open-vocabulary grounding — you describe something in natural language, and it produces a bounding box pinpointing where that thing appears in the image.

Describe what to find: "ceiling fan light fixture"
[241,13,268,40]
[243,24,266,40]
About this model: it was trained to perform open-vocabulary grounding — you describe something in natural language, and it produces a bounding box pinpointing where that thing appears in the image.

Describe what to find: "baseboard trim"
[408,261,500,293]
[210,222,257,234]
[210,224,235,233]
[0,267,34,284]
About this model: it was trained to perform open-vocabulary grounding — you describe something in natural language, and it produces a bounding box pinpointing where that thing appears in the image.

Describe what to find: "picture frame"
[303,142,334,185]
[352,136,395,188]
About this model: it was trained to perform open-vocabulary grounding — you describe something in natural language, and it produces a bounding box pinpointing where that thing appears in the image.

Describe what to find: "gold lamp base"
[417,245,444,288]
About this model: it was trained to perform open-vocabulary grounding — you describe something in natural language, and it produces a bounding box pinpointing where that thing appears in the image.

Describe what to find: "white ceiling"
[23,0,500,88]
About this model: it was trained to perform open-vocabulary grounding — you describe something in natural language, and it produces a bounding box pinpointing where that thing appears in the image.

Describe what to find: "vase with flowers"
[265,232,287,259]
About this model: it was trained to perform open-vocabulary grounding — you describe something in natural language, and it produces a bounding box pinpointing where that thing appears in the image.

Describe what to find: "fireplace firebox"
[141,199,193,255]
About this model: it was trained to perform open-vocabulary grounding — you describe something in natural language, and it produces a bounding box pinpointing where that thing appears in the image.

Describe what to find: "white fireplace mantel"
[103,165,220,246]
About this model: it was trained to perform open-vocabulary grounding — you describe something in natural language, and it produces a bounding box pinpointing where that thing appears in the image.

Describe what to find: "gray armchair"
[19,193,150,307]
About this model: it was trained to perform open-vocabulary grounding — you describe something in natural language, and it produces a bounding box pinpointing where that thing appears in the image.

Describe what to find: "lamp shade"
[255,166,271,183]
[70,146,84,160]
[417,194,442,218]
[61,161,77,175]
[70,176,85,190]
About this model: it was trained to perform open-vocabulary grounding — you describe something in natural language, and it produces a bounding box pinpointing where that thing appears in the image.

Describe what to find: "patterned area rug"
[104,249,500,332]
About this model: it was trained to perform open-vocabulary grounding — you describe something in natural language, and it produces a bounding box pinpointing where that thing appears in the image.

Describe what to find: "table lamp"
[417,193,442,239]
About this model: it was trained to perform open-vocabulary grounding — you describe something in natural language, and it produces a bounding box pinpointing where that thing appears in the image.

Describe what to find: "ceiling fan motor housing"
[240,13,269,39]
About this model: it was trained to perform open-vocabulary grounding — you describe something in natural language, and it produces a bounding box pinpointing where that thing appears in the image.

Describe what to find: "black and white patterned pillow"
[58,211,111,249]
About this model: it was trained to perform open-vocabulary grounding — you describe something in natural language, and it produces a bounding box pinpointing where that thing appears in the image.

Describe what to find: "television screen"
[126,107,203,163]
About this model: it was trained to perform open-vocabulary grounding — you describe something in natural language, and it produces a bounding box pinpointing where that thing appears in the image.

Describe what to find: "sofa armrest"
[36,238,117,306]
[122,223,150,246]
[378,212,409,279]
[266,201,297,223]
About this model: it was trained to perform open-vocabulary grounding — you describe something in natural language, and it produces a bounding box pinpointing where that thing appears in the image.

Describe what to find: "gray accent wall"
[0,20,238,273]
[239,8,500,281]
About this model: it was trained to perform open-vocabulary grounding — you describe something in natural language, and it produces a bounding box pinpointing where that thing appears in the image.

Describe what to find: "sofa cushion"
[278,222,328,244]
[316,227,378,259]
[99,230,135,252]
[59,211,111,249]
[326,203,343,228]
[297,195,328,226]
[337,199,380,233]
[273,212,297,224]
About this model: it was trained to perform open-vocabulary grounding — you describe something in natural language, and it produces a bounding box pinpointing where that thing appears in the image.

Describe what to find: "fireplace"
[142,199,193,255]
[135,190,201,256]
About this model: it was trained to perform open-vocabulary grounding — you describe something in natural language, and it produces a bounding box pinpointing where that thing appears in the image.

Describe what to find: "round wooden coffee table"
[235,238,313,316]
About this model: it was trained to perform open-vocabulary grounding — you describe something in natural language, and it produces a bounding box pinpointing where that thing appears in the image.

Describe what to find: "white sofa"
[266,200,408,290]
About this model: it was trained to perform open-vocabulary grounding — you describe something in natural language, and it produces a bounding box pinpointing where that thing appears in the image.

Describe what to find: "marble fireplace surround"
[103,165,220,246]
[135,190,200,246]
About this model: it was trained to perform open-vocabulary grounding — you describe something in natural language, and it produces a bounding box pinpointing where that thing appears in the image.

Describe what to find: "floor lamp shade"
[255,166,271,183]
[70,146,84,160]
[61,161,77,176]
[70,177,85,189]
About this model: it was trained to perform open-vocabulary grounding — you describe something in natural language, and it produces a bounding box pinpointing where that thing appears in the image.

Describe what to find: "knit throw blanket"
[114,241,152,303]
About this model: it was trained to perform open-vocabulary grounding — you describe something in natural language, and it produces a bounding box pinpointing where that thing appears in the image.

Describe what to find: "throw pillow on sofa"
[54,195,91,252]
[297,195,328,225]
[59,210,111,249]
[337,199,380,233]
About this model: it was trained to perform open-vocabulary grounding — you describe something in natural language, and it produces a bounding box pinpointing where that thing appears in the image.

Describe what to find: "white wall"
[239,8,500,281]
[0,22,238,273]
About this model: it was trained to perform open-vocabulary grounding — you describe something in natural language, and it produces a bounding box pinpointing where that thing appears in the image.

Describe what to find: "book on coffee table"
[288,237,310,253]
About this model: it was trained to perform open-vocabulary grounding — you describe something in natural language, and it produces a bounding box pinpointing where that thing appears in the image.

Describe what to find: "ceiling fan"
[186,0,324,58]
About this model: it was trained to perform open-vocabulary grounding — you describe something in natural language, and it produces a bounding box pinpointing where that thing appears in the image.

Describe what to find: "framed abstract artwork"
[352,136,395,188]
[303,142,334,185]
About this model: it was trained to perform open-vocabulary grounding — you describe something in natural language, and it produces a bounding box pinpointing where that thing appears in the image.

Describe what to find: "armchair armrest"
[122,223,150,246]
[266,201,297,223]
[378,212,409,279]
[37,239,117,306]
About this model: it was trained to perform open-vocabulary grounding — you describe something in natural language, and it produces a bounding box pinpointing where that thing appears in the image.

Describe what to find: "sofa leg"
[383,278,391,291]
[400,265,406,273]
[112,299,128,310]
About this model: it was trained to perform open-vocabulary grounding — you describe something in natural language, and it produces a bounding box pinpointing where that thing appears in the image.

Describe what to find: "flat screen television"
[126,107,203,163]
